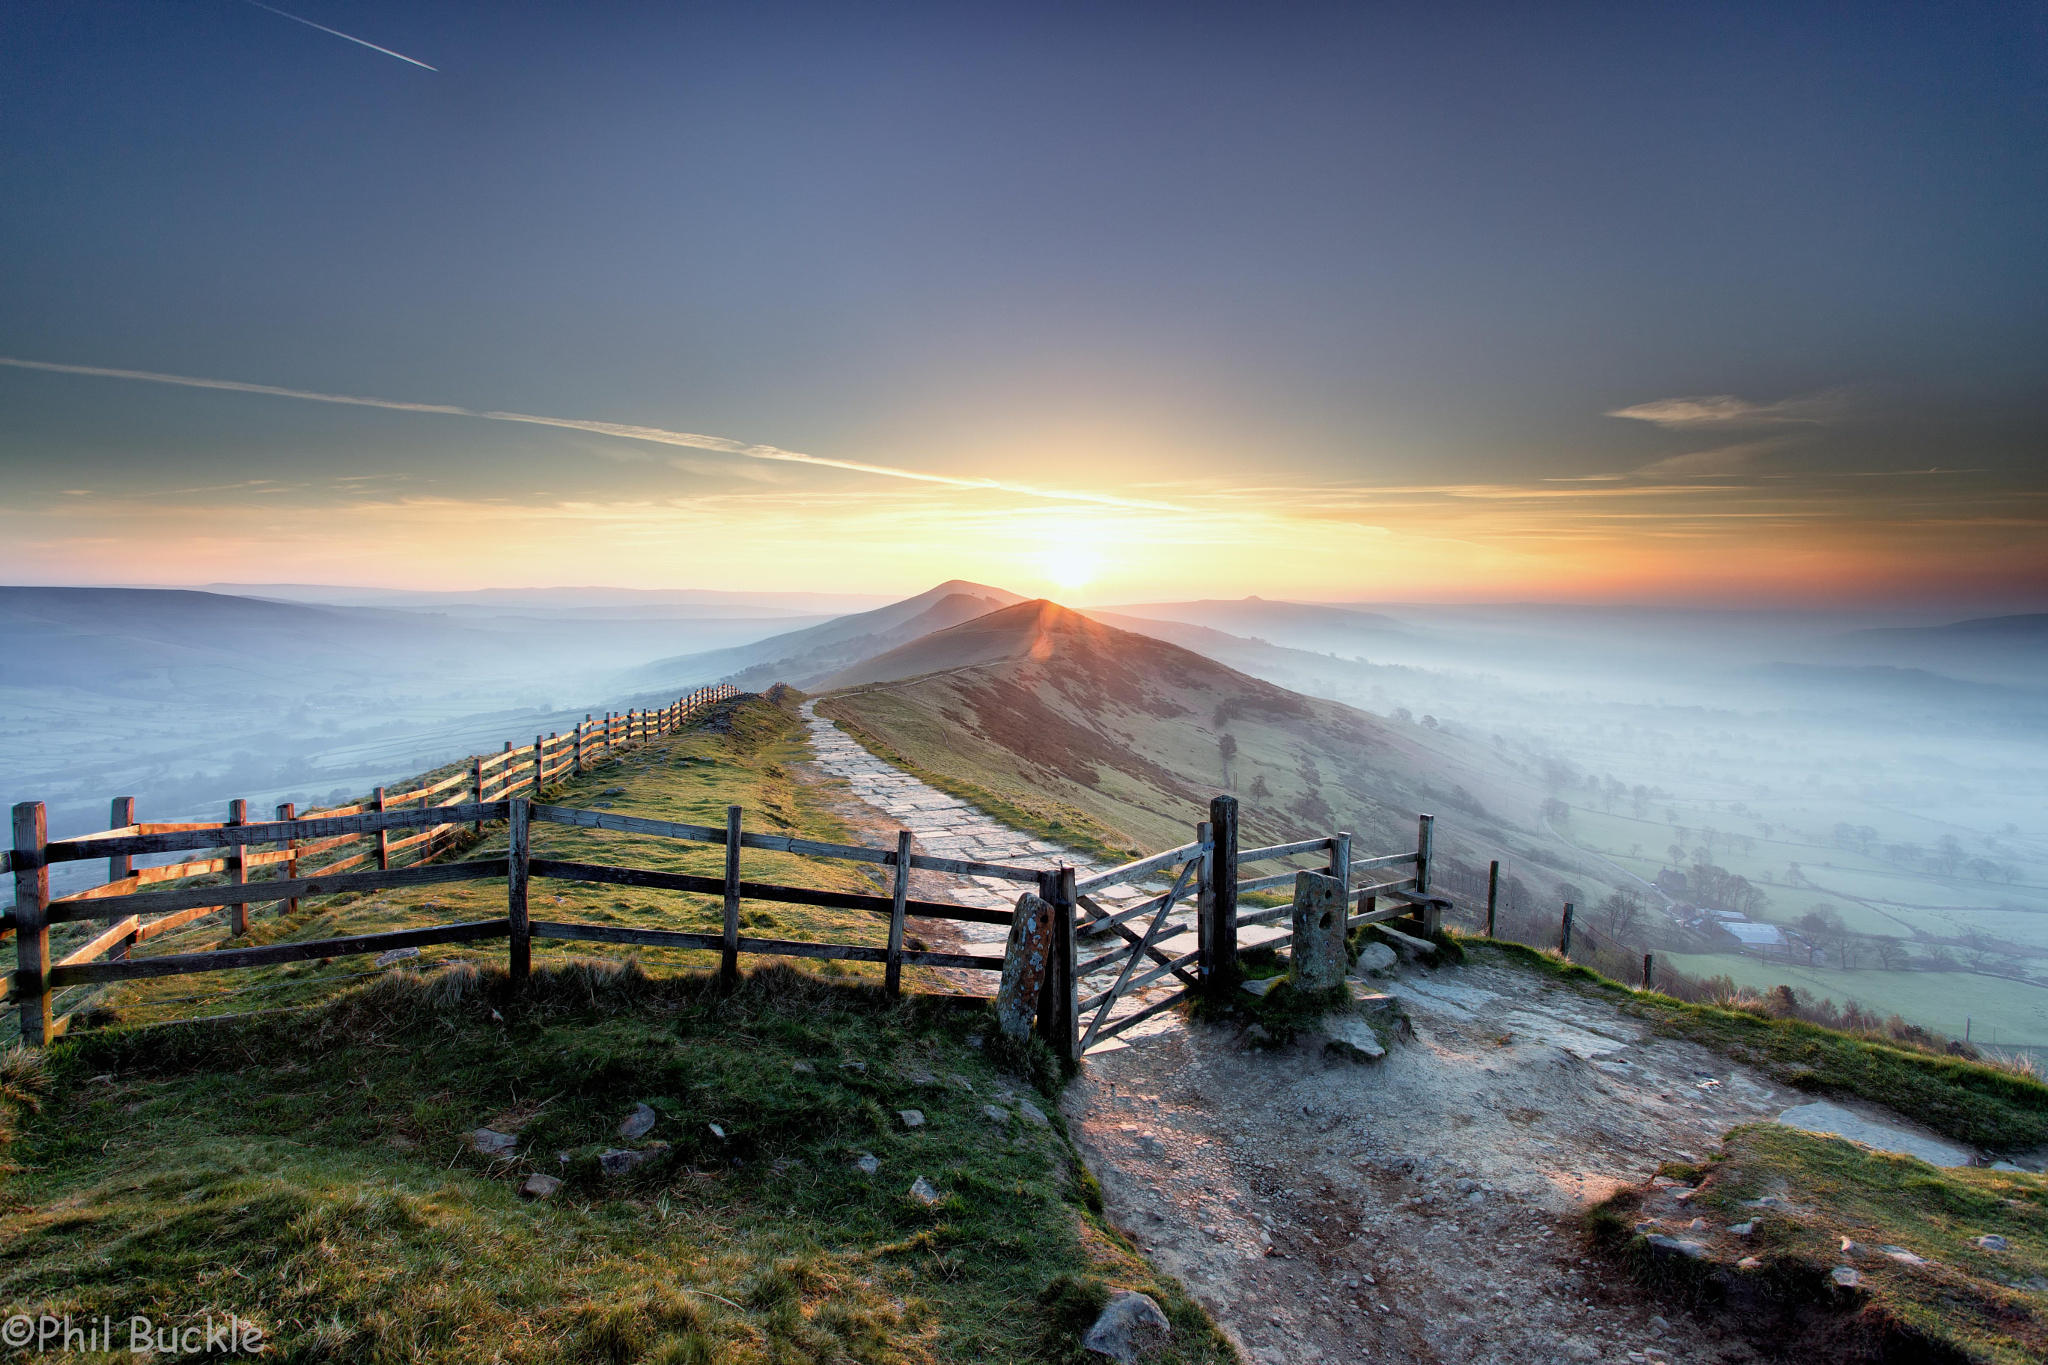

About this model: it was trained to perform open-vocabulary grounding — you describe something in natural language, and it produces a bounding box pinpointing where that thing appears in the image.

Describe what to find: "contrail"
[239,0,438,71]
[0,356,1176,511]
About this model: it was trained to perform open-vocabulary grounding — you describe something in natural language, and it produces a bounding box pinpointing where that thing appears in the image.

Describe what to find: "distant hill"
[621,580,1027,692]
[1097,596,1418,656]
[817,599,1577,885]
[1830,613,2048,687]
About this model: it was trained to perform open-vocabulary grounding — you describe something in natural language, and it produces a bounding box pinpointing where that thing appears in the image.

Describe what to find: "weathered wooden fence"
[0,685,736,1042]
[6,725,1449,1058]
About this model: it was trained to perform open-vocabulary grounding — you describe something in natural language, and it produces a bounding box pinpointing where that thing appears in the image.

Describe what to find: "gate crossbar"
[1078,855,1199,1053]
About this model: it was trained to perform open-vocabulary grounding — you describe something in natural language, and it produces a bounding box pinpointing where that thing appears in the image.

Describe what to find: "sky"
[2,0,2044,608]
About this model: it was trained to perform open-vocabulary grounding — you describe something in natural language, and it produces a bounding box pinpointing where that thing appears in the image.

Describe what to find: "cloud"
[1630,439,1783,479]
[0,355,1176,511]
[1606,390,1847,428]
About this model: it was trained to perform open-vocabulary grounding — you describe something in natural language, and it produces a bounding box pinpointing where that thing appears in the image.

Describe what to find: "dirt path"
[1062,956,1814,1365]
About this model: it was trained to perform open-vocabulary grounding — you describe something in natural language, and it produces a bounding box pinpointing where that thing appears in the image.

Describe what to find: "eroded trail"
[798,701,1798,1360]
[1062,959,1810,1365]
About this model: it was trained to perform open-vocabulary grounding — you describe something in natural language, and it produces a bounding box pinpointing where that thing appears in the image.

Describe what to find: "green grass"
[0,962,1233,1364]
[1460,937,2048,1152]
[1590,1124,2048,1364]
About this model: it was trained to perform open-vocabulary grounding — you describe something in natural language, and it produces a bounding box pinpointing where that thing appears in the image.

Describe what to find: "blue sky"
[2,1,2043,603]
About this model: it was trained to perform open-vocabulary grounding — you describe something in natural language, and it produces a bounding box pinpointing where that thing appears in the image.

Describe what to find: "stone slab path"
[799,700,1198,1042]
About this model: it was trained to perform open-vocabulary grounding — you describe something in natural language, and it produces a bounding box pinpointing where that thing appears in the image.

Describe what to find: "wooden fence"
[0,685,737,1042]
[6,725,1449,1058]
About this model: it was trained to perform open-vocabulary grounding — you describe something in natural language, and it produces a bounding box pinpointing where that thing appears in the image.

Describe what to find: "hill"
[621,580,1027,693]
[1833,613,2048,687]
[817,599,1586,890]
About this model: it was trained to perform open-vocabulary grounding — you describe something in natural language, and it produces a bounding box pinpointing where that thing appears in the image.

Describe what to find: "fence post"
[108,796,136,961]
[471,756,486,833]
[885,828,911,996]
[1193,815,1214,962]
[531,734,544,796]
[1642,953,1655,990]
[1415,813,1435,895]
[226,798,249,937]
[574,718,586,773]
[1485,860,1500,937]
[507,798,530,984]
[1329,830,1352,896]
[1034,867,1079,1061]
[1559,902,1574,956]
[12,802,51,1045]
[375,787,390,871]
[276,802,299,918]
[1200,795,1239,997]
[722,806,742,986]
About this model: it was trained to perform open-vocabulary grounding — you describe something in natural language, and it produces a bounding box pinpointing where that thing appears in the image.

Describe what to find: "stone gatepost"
[1289,870,1347,991]
[996,891,1056,1040]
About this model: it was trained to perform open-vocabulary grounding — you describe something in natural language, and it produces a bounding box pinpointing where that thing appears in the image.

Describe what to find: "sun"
[1042,545,1104,594]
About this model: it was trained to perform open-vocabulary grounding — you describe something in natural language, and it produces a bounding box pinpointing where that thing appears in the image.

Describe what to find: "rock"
[1777,1100,1975,1168]
[1561,1341,1600,1362]
[899,1109,925,1128]
[1990,1160,2027,1172]
[1351,942,1398,976]
[374,946,421,967]
[1320,1017,1386,1064]
[855,1153,880,1176]
[1242,1023,1274,1046]
[1737,1255,1763,1271]
[1239,976,1287,998]
[599,1147,648,1176]
[908,1069,938,1087]
[995,893,1057,1040]
[909,1176,942,1206]
[841,1060,868,1074]
[1288,871,1348,991]
[1016,1100,1050,1127]
[1686,1217,1708,1231]
[1350,988,1398,1014]
[1974,1233,2008,1251]
[1881,1246,1928,1266]
[1643,1234,1708,1259]
[1831,1266,1862,1288]
[1729,1221,1755,1236]
[965,1033,984,1049]
[983,1104,1010,1124]
[708,1123,726,1140]
[601,787,626,796]
[791,1060,815,1074]
[619,1103,657,1140]
[472,1128,518,1157]
[519,1173,561,1200]
[1648,1315,1670,1334]
[1081,1289,1171,1362]
[1840,1237,1860,1255]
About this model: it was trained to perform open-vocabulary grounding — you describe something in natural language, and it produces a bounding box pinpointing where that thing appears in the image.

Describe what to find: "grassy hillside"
[818,600,1607,894]
[0,692,1233,1363]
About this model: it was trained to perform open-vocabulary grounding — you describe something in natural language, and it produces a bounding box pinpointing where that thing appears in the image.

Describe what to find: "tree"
[1542,797,1571,828]
[1596,891,1643,940]
[1217,733,1238,788]
[1935,835,1965,876]
[1875,938,1909,971]
[1248,775,1271,800]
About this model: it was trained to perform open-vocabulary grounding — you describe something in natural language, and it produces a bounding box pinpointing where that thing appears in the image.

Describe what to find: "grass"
[1461,937,2048,1152]
[1590,1124,2048,1364]
[0,961,1234,1364]
[0,689,1237,1363]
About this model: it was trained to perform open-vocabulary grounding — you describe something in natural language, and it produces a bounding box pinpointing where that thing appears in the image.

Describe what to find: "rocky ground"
[1062,960,1809,1365]
[792,698,1990,1364]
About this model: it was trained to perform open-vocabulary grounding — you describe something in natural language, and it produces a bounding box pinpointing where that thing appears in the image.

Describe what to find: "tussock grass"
[1590,1124,2048,1364]
[3,960,1234,1363]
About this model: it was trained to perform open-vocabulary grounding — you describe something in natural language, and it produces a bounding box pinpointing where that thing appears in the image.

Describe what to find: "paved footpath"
[798,700,1152,948]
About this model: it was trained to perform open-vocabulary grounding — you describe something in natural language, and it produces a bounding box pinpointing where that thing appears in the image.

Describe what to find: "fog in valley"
[6,582,2044,1050]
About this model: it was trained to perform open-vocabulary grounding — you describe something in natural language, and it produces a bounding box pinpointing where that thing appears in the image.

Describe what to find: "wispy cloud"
[0,355,1177,511]
[1630,438,1784,479]
[239,0,437,71]
[1606,390,1847,428]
